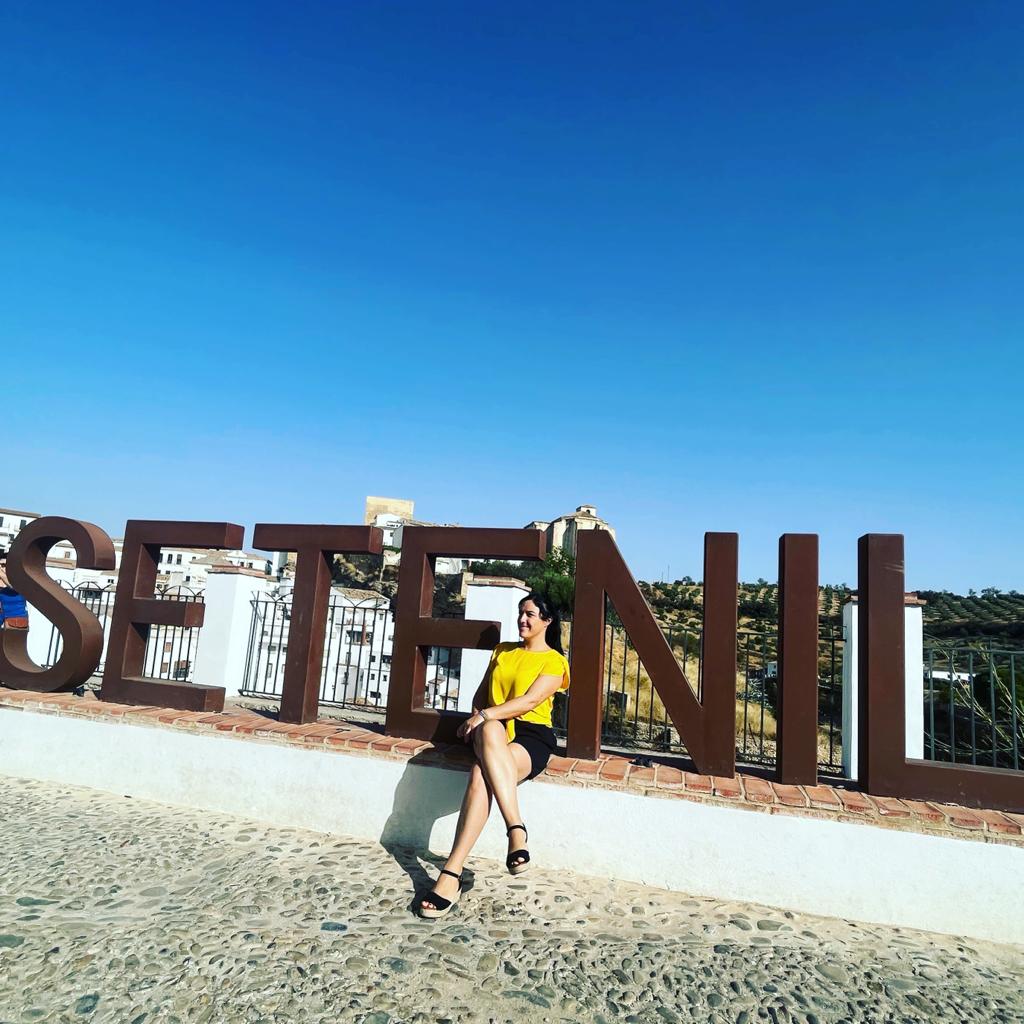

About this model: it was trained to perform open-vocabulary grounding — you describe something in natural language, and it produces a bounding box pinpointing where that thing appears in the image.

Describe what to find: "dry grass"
[736,699,777,742]
[585,621,841,763]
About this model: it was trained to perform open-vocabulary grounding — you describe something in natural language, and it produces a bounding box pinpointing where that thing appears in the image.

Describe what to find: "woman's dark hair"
[519,591,564,654]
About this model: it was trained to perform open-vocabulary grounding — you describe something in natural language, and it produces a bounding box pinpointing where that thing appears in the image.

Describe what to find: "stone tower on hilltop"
[524,504,615,557]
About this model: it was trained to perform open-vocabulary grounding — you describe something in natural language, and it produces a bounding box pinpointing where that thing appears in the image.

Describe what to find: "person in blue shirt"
[0,559,29,629]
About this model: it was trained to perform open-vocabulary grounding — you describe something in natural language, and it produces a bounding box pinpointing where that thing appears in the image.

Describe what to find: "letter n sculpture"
[569,530,738,774]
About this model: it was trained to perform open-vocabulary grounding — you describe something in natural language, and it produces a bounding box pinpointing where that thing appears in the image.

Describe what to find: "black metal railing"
[237,598,847,770]
[41,582,204,682]
[44,576,1014,775]
[239,594,461,711]
[551,623,846,774]
[923,640,1023,771]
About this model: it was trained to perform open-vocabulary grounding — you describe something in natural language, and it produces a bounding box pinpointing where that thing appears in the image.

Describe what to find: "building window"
[20,520,27,529]
[176,554,182,565]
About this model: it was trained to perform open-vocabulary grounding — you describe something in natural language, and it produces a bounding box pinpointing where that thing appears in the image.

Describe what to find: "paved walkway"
[0,778,1021,1024]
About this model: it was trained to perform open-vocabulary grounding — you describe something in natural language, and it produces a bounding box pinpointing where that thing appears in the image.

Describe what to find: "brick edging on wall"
[2,689,1023,848]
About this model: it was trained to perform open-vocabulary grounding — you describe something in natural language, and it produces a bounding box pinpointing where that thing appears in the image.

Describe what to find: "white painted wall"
[458,580,530,712]
[0,709,1020,946]
[192,570,274,695]
[842,602,925,780]
[24,609,58,671]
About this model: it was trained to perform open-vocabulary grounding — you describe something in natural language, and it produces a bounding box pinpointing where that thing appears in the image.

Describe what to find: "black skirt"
[509,720,557,780]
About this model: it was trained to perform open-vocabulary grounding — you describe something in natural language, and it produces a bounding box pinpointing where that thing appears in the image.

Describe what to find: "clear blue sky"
[3,2,1022,591]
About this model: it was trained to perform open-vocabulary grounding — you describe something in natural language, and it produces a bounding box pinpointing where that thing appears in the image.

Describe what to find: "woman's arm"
[456,659,498,740]
[471,653,499,713]
[460,673,562,741]
[470,678,489,713]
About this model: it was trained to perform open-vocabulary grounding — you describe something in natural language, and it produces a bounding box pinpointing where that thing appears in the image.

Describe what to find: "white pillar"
[841,600,925,780]
[191,569,272,696]
[458,579,530,712]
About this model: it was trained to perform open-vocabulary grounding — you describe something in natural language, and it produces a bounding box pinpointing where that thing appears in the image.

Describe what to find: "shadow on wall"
[378,746,479,901]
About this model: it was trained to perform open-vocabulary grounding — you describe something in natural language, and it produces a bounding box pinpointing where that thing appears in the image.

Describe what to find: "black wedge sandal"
[506,823,530,875]
[417,868,464,920]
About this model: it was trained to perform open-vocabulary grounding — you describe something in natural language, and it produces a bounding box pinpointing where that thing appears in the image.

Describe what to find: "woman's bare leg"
[420,722,531,910]
[473,720,532,861]
[449,764,493,866]
[420,765,492,910]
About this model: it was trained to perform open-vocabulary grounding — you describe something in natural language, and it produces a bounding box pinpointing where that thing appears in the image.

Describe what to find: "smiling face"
[517,599,550,645]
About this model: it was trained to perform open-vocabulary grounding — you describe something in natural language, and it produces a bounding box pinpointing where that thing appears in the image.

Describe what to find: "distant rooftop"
[332,587,388,604]
[466,574,528,589]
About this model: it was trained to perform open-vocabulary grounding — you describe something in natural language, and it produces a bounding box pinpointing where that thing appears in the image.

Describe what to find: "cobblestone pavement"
[1,777,1022,1024]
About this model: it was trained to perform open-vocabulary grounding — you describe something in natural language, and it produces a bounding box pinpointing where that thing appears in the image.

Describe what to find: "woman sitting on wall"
[417,591,570,919]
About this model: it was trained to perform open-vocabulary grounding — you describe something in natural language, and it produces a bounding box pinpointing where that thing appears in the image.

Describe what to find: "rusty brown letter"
[569,530,738,773]
[253,524,383,724]
[0,517,116,691]
[100,521,244,712]
[386,527,546,744]
[776,533,820,785]
[859,534,1024,813]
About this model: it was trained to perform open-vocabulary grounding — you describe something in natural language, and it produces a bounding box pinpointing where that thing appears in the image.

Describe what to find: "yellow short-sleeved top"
[487,642,571,742]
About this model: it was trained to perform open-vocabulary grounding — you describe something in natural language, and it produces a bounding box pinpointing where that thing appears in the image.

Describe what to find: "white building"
[0,507,40,556]
[241,584,414,706]
[389,522,470,576]
[158,547,271,587]
[365,494,469,576]
[5,524,271,590]
[526,503,615,557]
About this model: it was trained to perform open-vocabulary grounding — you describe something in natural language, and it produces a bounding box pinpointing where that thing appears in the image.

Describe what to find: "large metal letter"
[386,527,546,743]
[0,517,116,691]
[253,524,383,724]
[569,531,738,773]
[776,533,819,785]
[101,520,244,712]
[859,534,1024,812]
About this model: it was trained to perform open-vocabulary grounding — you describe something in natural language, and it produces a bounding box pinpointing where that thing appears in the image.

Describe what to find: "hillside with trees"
[914,589,1024,644]
[639,579,852,634]
[333,550,1023,649]
[329,551,1020,762]
[637,579,1023,648]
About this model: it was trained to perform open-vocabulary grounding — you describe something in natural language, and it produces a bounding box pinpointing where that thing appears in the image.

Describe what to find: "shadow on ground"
[379,747,480,907]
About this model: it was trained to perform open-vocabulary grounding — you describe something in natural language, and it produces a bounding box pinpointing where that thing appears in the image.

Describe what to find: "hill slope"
[641,580,1024,647]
